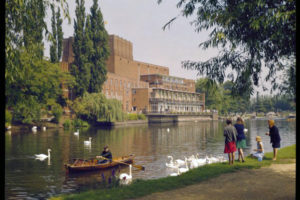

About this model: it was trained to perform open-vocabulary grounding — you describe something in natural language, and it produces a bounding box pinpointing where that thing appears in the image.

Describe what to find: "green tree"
[195,78,222,111]
[50,3,58,63]
[56,7,63,61]
[88,0,110,93]
[71,0,91,96]
[158,0,295,96]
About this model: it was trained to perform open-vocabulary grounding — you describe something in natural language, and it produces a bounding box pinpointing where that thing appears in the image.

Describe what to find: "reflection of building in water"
[61,35,205,113]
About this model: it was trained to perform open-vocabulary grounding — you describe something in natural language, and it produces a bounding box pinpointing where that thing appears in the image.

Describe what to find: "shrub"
[51,103,63,123]
[12,97,42,124]
[63,119,71,129]
[127,113,138,120]
[5,109,12,124]
[72,118,89,128]
[137,114,147,120]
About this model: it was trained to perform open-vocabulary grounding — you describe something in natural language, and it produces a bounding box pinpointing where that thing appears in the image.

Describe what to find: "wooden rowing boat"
[65,155,134,173]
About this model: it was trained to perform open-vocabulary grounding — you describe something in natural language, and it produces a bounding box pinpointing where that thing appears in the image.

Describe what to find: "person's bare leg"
[240,148,245,162]
[228,153,231,165]
[232,153,235,164]
[238,149,241,162]
[273,148,278,160]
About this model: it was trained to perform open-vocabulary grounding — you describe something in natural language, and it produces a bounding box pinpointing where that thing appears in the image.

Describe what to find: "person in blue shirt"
[234,117,246,162]
[265,120,281,161]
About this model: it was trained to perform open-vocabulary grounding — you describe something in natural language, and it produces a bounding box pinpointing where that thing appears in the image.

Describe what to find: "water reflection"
[5,119,295,199]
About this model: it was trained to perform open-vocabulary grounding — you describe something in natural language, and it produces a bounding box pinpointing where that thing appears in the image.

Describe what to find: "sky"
[44,0,277,97]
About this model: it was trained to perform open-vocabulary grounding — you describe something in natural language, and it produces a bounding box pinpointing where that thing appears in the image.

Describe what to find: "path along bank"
[50,144,295,200]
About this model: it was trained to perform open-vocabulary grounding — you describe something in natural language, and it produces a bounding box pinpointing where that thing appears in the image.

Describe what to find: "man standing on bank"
[234,117,246,162]
[265,120,281,161]
[224,119,237,165]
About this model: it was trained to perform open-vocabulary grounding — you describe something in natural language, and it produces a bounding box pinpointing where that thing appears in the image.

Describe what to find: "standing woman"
[224,119,237,165]
[265,120,281,161]
[234,117,246,162]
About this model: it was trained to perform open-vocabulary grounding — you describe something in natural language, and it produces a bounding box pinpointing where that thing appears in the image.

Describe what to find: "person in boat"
[265,119,281,161]
[96,146,112,164]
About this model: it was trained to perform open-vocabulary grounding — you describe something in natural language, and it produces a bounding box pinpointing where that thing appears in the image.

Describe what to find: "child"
[252,136,264,160]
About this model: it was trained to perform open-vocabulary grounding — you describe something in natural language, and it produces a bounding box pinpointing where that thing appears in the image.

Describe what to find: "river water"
[5,119,295,199]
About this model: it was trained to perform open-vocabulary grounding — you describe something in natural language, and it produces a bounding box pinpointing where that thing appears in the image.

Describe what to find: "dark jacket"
[234,123,246,141]
[269,125,281,144]
[224,125,237,144]
[101,150,112,160]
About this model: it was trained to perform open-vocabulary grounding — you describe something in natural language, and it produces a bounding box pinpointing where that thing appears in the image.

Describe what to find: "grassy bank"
[51,144,295,200]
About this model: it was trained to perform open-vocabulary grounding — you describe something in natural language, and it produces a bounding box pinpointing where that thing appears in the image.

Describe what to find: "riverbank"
[50,144,295,200]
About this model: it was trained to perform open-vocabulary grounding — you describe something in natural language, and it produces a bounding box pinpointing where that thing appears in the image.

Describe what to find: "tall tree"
[50,3,58,62]
[71,0,91,96]
[56,7,63,61]
[88,0,110,93]
[158,0,296,97]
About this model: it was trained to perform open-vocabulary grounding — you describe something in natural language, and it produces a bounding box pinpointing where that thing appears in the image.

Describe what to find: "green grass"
[51,144,295,200]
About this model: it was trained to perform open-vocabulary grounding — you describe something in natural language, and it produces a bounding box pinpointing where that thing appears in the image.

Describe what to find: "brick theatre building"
[61,34,205,114]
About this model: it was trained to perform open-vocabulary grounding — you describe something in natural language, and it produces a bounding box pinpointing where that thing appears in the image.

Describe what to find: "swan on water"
[84,137,91,145]
[32,126,37,132]
[175,157,186,167]
[166,156,178,169]
[74,129,79,136]
[42,126,46,131]
[178,157,189,173]
[170,167,180,176]
[195,153,207,166]
[35,149,51,160]
[188,155,199,169]
[167,128,170,132]
[119,164,132,185]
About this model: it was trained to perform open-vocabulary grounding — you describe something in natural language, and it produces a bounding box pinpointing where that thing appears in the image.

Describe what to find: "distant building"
[61,34,205,113]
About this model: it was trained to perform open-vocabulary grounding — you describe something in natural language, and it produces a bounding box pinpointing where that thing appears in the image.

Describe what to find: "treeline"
[5,0,74,126]
[5,0,127,127]
[196,78,295,115]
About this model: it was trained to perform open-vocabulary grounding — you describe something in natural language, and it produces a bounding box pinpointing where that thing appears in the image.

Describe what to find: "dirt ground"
[134,161,296,200]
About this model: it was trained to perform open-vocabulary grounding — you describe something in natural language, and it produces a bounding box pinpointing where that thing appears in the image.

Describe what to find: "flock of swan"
[166,154,226,176]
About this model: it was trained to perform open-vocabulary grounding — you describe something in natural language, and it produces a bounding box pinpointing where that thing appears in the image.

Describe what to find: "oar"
[98,156,145,171]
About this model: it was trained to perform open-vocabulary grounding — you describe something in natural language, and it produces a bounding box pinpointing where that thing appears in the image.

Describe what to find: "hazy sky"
[44,0,276,96]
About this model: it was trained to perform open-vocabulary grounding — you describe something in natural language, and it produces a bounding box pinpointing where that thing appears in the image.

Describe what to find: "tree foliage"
[158,0,296,96]
[5,0,72,124]
[50,4,64,63]
[71,0,110,96]
[88,0,110,93]
[72,92,125,123]
[196,78,250,114]
[71,0,92,96]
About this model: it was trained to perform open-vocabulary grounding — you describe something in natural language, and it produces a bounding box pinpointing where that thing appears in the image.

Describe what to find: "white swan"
[166,156,178,169]
[195,154,207,166]
[167,128,170,132]
[42,126,46,131]
[84,137,91,145]
[175,157,186,167]
[170,167,180,176]
[178,157,189,173]
[188,155,199,169]
[208,156,219,164]
[74,129,79,136]
[32,126,37,132]
[35,149,51,160]
[119,164,132,185]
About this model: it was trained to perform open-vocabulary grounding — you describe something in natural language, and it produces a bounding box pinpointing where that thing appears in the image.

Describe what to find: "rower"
[96,146,112,164]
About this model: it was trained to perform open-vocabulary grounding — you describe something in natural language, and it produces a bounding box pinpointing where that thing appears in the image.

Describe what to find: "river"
[5,119,295,199]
